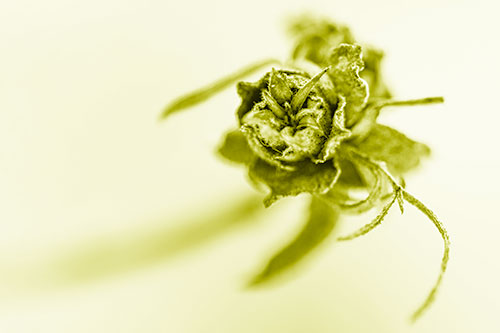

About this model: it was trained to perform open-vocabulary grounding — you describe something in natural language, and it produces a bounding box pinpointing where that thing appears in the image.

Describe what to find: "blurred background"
[1,0,499,331]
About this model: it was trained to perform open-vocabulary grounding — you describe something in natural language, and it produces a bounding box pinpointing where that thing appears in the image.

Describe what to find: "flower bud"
[237,67,336,166]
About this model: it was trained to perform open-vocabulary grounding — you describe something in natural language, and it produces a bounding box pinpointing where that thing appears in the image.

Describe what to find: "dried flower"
[161,15,449,323]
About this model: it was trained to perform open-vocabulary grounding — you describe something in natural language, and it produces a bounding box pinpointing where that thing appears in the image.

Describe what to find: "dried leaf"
[248,158,339,207]
[354,124,431,175]
[249,196,339,285]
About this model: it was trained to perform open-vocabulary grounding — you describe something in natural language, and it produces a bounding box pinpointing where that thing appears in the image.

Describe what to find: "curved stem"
[332,162,384,215]
[342,146,450,322]
[337,189,399,241]
[403,191,450,322]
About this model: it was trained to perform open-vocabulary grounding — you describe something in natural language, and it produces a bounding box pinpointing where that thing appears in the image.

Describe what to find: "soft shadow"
[53,193,265,284]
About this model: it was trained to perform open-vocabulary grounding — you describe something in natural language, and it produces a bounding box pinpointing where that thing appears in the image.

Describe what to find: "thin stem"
[337,190,399,241]
[396,191,405,214]
[342,146,450,322]
[336,164,384,214]
[403,190,450,322]
[378,96,444,109]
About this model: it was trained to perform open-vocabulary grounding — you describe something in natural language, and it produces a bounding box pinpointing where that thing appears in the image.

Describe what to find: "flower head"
[238,68,333,164]
[161,16,449,323]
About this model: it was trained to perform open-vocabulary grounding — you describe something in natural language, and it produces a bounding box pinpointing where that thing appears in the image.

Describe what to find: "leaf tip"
[246,275,265,288]
[159,100,186,120]
[158,108,172,121]
[263,193,280,207]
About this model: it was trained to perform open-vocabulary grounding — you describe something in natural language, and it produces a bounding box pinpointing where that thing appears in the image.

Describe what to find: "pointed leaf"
[161,59,278,119]
[262,90,286,118]
[354,124,431,175]
[290,66,331,112]
[249,196,339,285]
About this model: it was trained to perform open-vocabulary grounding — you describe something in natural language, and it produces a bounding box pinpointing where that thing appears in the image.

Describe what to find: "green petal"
[315,96,351,162]
[290,66,331,112]
[268,68,293,104]
[217,129,256,165]
[361,47,392,99]
[248,158,340,207]
[249,196,339,285]
[348,101,383,141]
[288,15,355,65]
[236,71,282,122]
[236,80,266,122]
[353,124,431,175]
[327,44,369,126]
[262,90,286,119]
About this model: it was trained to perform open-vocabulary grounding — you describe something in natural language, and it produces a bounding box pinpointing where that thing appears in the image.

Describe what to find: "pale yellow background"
[1,0,499,332]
